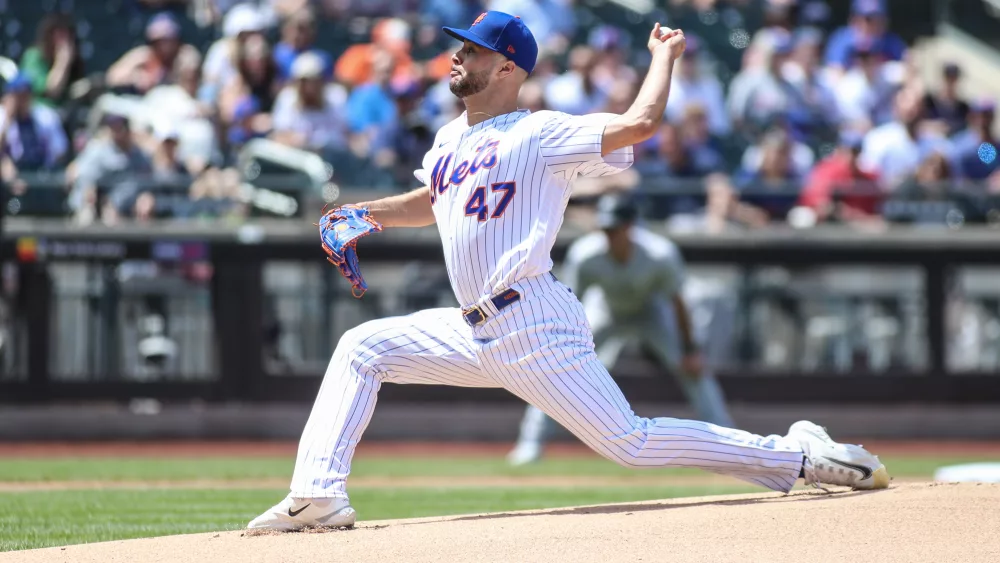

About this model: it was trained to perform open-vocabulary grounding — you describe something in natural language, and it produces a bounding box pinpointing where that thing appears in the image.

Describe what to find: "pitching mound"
[4,483,999,563]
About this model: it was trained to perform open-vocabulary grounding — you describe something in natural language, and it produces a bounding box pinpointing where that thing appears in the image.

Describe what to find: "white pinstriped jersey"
[415,110,634,308]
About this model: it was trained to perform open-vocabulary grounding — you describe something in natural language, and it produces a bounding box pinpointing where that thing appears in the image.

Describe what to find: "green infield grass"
[0,451,995,552]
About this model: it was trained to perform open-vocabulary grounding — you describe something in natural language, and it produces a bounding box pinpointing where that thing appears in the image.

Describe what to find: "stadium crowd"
[0,0,998,228]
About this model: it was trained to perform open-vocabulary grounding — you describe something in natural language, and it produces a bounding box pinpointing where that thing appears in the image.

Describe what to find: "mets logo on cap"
[472,12,486,26]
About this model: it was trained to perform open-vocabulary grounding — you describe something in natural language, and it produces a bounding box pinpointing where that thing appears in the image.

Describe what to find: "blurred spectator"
[18,13,86,109]
[106,13,203,95]
[488,0,576,54]
[144,55,214,122]
[636,121,724,217]
[860,88,950,188]
[0,74,69,193]
[824,0,906,73]
[271,52,349,154]
[727,32,799,140]
[226,96,271,156]
[346,51,399,160]
[127,123,197,222]
[740,126,815,179]
[149,122,200,179]
[799,131,882,222]
[833,43,902,131]
[923,63,971,137]
[202,4,269,100]
[891,151,954,214]
[588,26,637,96]
[678,104,726,174]
[634,123,708,180]
[336,18,418,88]
[664,36,730,136]
[273,9,334,84]
[67,115,153,224]
[220,34,280,125]
[544,46,605,116]
[668,173,770,233]
[736,129,806,221]
[782,28,840,134]
[949,100,999,183]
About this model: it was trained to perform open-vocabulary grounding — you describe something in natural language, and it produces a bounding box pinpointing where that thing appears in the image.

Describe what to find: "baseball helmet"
[595,193,639,229]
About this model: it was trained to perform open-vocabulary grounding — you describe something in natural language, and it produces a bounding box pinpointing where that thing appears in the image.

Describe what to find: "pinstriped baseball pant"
[289,274,804,498]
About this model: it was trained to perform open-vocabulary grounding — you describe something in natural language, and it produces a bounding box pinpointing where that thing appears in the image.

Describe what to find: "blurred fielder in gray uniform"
[508,193,734,465]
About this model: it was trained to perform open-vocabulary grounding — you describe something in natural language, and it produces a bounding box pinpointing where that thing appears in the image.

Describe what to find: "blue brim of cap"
[443,27,498,55]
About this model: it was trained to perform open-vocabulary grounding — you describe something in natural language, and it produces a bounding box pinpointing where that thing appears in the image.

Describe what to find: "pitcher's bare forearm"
[601,24,685,155]
[357,187,435,228]
[602,52,676,155]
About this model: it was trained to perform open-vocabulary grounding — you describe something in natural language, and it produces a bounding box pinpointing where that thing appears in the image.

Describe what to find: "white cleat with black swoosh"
[788,420,890,490]
[247,495,356,532]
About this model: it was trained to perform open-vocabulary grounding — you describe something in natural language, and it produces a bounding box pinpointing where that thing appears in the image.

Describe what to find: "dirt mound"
[4,483,999,563]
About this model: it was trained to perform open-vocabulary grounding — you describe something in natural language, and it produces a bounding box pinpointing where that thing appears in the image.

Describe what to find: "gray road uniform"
[510,226,733,460]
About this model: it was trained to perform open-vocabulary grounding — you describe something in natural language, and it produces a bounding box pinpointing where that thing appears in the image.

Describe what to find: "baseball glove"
[318,205,384,297]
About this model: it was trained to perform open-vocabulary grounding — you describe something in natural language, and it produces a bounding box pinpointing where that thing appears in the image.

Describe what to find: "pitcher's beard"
[449,69,490,98]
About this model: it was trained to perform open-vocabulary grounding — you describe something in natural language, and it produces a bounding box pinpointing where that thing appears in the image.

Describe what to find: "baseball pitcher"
[249,11,888,532]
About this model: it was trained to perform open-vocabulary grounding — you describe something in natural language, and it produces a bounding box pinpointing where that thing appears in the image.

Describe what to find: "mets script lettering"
[430,140,500,204]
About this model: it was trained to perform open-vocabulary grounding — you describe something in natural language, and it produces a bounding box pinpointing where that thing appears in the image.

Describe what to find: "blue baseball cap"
[4,73,32,93]
[443,11,538,75]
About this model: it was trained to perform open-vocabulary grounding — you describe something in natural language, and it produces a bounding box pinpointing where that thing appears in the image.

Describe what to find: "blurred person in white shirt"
[727,31,798,140]
[833,42,903,132]
[859,88,950,189]
[270,52,349,154]
[664,35,730,136]
[202,4,269,103]
[544,46,606,116]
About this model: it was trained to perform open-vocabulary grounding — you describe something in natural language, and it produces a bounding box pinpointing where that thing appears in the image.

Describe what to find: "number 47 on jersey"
[464,181,517,222]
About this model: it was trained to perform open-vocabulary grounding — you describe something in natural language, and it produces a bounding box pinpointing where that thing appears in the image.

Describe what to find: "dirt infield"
[3,483,998,563]
[3,440,1000,457]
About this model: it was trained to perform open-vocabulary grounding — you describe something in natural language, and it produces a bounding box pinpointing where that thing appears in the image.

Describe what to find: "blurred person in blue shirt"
[735,128,804,222]
[273,9,333,84]
[346,50,400,157]
[0,74,69,195]
[949,100,999,183]
[824,0,906,73]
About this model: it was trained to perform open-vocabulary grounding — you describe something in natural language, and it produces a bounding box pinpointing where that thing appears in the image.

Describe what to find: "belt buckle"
[463,304,486,327]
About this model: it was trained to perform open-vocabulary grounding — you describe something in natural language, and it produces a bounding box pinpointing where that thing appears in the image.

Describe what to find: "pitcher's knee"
[596,418,651,468]
[332,320,392,377]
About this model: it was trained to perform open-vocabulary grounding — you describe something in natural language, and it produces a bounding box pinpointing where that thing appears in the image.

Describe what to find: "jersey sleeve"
[538,112,633,179]
[659,251,687,297]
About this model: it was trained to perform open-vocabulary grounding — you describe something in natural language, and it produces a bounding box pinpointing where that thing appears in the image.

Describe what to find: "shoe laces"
[801,457,831,492]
